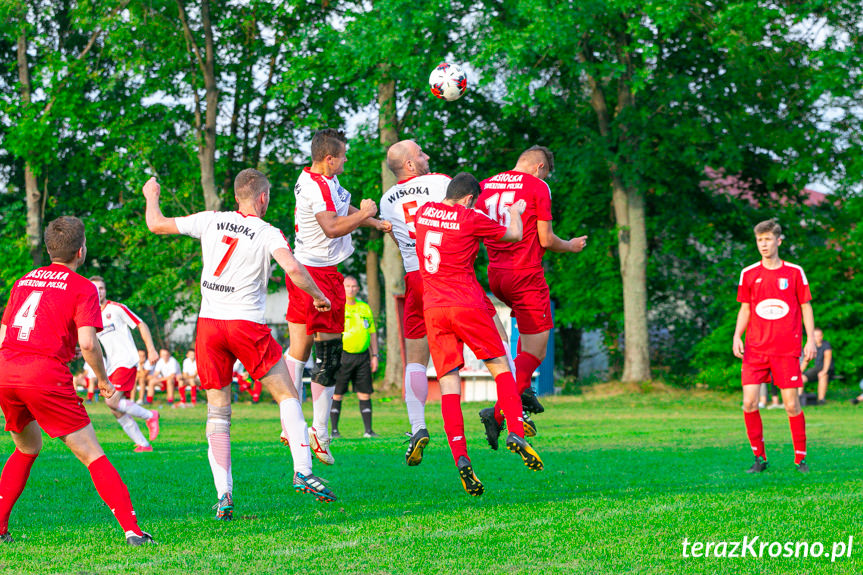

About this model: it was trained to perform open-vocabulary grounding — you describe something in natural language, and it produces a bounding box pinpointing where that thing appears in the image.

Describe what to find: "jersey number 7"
[214,235,239,277]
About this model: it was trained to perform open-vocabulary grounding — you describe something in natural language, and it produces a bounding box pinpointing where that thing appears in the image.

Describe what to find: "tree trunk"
[17,30,41,266]
[378,72,403,387]
[199,0,220,211]
[366,230,381,319]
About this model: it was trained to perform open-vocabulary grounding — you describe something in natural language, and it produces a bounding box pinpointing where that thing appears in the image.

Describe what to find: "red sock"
[441,393,468,464]
[190,385,197,405]
[87,391,94,401]
[178,386,186,404]
[146,396,153,404]
[88,456,142,536]
[494,372,524,436]
[743,410,766,459]
[788,412,807,464]
[252,380,262,402]
[514,351,542,395]
[0,450,38,534]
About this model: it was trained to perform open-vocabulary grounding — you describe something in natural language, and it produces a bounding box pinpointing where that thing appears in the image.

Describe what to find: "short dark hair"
[311,129,347,163]
[754,218,781,238]
[445,172,481,202]
[234,168,270,201]
[44,216,85,263]
[89,275,105,285]
[520,145,554,173]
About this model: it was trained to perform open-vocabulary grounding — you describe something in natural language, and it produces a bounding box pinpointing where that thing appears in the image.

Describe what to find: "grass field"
[0,385,860,574]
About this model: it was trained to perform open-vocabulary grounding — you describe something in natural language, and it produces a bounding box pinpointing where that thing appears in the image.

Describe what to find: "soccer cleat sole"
[294,483,337,503]
[458,465,484,497]
[506,436,544,471]
[523,417,537,438]
[406,435,430,466]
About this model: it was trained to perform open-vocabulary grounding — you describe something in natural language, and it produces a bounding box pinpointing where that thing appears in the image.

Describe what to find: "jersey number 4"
[484,192,516,226]
[12,291,43,341]
[423,231,442,274]
[214,235,239,277]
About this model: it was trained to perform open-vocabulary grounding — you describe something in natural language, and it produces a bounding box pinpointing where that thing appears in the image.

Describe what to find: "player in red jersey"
[733,219,815,474]
[415,172,543,496]
[0,216,153,545]
[89,276,162,451]
[144,169,338,519]
[284,128,391,466]
[476,145,586,444]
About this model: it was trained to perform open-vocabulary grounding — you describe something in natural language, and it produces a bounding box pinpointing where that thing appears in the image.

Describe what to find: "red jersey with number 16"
[0,264,103,368]
[415,202,506,310]
[478,170,553,271]
[737,261,811,358]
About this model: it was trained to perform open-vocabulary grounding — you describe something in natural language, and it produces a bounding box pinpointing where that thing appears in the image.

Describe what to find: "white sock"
[117,398,154,420]
[503,341,516,374]
[117,414,149,447]
[404,363,429,434]
[207,432,232,498]
[280,398,313,475]
[285,354,305,397]
[311,383,335,441]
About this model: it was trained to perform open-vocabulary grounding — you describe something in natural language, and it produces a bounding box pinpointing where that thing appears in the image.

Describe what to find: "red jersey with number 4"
[737,261,811,358]
[478,170,553,271]
[415,202,506,309]
[0,264,102,367]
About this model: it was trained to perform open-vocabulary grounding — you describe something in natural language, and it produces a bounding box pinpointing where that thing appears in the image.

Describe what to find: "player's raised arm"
[143,177,180,235]
[316,199,379,239]
[500,199,527,243]
[537,220,587,253]
[273,247,331,312]
[135,321,160,364]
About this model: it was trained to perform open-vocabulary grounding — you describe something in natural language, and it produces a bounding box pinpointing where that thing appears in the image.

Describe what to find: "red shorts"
[424,306,506,376]
[741,353,803,389]
[403,271,427,339]
[286,265,346,335]
[195,318,283,390]
[0,358,91,439]
[109,366,137,394]
[488,267,553,334]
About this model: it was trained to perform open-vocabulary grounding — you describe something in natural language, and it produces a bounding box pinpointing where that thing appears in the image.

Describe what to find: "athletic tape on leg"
[206,404,232,436]
[310,339,343,387]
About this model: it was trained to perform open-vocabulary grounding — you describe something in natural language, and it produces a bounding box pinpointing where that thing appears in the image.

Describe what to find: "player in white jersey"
[380,140,449,465]
[89,277,161,451]
[144,168,338,520]
[283,128,391,465]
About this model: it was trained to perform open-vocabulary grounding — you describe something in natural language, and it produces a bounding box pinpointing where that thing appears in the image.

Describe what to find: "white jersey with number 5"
[380,173,450,273]
[293,167,354,267]
[175,211,290,323]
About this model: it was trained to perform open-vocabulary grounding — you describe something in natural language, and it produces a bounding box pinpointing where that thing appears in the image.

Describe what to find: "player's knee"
[206,404,232,436]
[742,398,759,412]
[311,339,343,387]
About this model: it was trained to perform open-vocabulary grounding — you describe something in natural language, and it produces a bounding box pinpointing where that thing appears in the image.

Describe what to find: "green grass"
[0,389,861,574]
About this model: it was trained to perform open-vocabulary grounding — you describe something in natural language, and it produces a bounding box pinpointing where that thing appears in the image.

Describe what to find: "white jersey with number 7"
[175,211,291,323]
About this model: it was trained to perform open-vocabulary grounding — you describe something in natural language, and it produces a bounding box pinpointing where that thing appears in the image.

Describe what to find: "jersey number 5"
[423,231,443,274]
[12,291,43,341]
[214,235,239,277]
[484,192,516,226]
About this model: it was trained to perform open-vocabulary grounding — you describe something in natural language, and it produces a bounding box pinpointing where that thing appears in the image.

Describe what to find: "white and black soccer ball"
[429,62,468,102]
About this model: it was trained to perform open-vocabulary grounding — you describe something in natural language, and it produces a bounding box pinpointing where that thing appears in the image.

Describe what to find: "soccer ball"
[429,62,467,101]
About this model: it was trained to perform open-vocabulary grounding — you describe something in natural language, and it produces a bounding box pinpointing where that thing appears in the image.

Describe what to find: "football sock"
[177,385,186,404]
[404,363,428,434]
[359,399,373,433]
[311,382,335,441]
[514,351,542,395]
[251,379,262,402]
[87,391,94,401]
[146,395,153,404]
[330,399,342,432]
[87,455,142,536]
[788,412,807,464]
[285,355,305,397]
[206,405,232,498]
[116,398,153,421]
[743,410,766,459]
[117,414,149,447]
[494,372,524,436]
[441,393,468,464]
[280,398,313,475]
[0,449,37,534]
